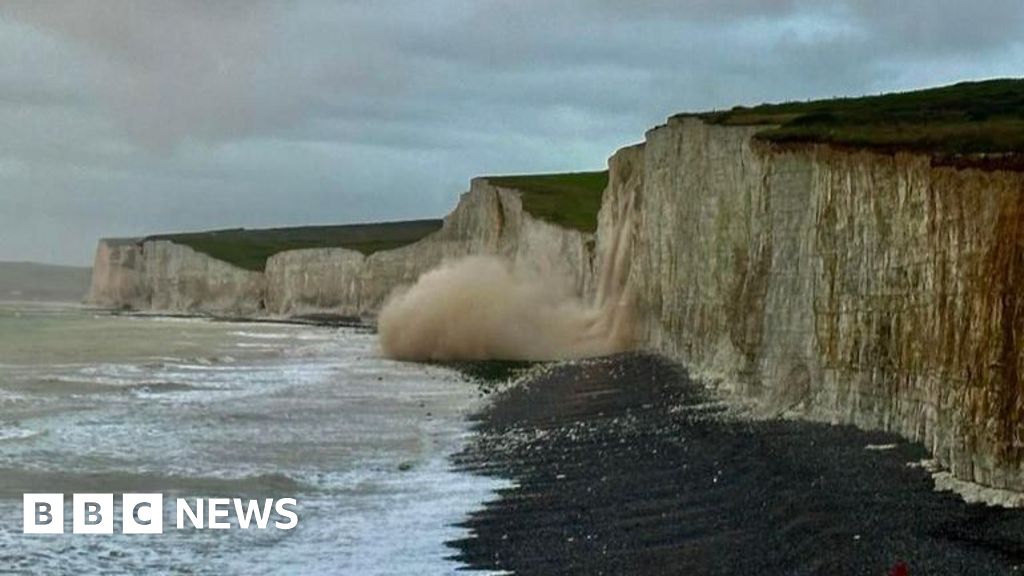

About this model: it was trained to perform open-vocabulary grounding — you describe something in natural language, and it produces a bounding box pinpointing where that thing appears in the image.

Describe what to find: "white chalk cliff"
[598,116,1024,494]
[88,115,1023,496]
[88,177,596,317]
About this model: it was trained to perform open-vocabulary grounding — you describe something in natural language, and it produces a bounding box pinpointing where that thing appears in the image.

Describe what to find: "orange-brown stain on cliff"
[981,178,1023,460]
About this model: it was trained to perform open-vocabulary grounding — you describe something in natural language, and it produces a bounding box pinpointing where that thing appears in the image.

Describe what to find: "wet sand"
[449,353,1024,575]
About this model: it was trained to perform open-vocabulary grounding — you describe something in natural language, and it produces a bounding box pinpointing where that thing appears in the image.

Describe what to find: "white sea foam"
[0,304,501,573]
[230,330,295,339]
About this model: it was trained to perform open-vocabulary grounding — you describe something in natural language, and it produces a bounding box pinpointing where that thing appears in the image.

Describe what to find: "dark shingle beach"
[449,354,1024,575]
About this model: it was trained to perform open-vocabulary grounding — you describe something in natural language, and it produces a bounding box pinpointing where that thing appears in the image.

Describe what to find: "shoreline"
[3,301,369,329]
[78,303,1024,509]
[449,353,1024,575]
[88,306,375,330]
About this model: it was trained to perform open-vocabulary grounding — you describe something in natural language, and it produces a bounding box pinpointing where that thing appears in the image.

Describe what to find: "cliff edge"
[600,114,1023,494]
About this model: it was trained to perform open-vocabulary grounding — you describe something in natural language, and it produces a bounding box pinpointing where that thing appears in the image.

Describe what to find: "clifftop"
[140,171,609,271]
[147,220,443,271]
[683,78,1024,164]
[483,171,609,233]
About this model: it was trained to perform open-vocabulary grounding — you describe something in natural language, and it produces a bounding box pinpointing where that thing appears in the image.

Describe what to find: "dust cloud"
[378,183,637,361]
[377,254,633,361]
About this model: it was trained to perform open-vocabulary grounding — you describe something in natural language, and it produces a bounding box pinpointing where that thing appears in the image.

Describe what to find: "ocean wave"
[168,355,244,368]
[125,381,211,395]
[25,375,219,395]
[0,467,310,497]
[230,330,295,339]
[0,424,45,443]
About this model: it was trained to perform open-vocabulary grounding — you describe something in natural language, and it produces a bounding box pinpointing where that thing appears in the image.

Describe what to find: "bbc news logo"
[23,494,298,534]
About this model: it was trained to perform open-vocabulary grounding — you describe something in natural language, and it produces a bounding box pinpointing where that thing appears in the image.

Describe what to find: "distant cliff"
[265,178,596,316]
[599,116,1024,495]
[88,178,597,317]
[89,237,263,314]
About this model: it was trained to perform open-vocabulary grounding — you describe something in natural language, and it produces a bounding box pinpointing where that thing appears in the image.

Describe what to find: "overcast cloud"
[1,0,1022,265]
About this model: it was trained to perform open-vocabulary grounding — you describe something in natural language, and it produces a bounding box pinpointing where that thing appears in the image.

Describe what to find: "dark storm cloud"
[0,0,1021,264]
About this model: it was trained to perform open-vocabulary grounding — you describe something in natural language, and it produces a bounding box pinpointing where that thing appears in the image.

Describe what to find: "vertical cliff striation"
[88,238,265,314]
[140,240,266,314]
[88,238,147,309]
[600,115,1024,492]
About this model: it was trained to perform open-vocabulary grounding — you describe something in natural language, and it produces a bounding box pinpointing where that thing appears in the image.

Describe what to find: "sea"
[0,301,506,574]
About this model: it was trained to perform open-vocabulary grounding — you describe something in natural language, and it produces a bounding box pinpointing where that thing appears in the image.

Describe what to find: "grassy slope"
[693,78,1024,157]
[486,171,609,233]
[149,219,443,271]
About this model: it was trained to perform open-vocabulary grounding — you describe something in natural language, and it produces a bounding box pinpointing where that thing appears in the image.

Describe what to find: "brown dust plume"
[378,173,638,361]
[377,254,633,361]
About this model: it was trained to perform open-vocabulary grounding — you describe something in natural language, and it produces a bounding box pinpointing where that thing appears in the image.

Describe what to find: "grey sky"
[1,1,1022,265]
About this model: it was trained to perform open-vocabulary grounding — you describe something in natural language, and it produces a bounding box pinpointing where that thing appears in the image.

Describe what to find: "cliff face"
[88,238,147,309]
[88,239,264,314]
[140,240,265,314]
[89,178,596,318]
[601,116,1024,491]
[264,178,596,316]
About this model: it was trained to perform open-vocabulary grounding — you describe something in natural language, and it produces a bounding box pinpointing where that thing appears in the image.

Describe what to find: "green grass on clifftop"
[149,220,443,271]
[486,171,609,233]
[694,78,1024,159]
